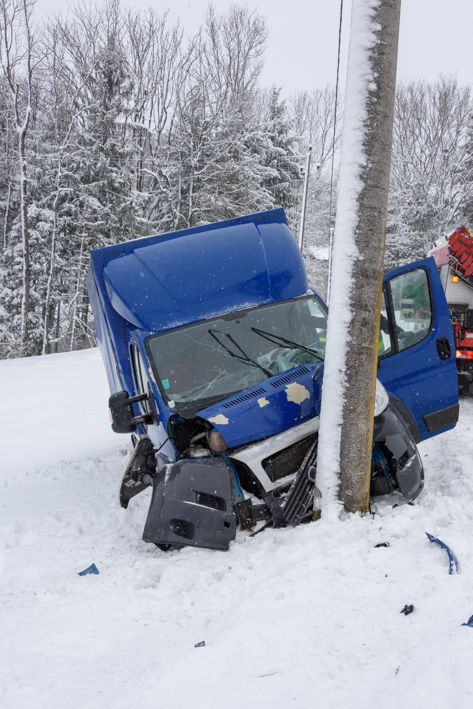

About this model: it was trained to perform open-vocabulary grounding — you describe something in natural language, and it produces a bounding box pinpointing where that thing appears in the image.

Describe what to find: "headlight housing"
[208,430,228,454]
[374,379,389,417]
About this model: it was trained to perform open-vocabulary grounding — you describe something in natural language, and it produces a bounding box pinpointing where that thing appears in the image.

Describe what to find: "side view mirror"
[109,390,152,434]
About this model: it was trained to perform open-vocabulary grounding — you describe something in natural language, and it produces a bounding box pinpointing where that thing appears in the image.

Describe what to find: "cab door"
[377,256,459,442]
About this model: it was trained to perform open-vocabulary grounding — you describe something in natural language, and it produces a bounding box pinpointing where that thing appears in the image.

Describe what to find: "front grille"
[262,433,318,483]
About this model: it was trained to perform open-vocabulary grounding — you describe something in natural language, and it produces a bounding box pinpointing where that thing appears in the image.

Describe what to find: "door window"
[388,268,433,353]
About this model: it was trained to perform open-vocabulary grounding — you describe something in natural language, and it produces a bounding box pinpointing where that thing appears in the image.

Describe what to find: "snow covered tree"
[289,85,341,297]
[255,86,301,226]
[145,4,270,230]
[459,112,473,228]
[43,0,148,350]
[386,77,472,269]
[0,0,39,355]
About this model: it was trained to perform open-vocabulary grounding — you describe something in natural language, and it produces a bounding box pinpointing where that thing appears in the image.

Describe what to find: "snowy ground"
[2,348,473,709]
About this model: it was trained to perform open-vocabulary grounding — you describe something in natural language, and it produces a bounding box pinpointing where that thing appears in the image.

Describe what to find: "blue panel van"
[87,209,459,550]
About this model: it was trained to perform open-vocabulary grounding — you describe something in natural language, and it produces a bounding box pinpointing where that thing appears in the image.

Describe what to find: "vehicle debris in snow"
[374,542,390,548]
[400,605,414,616]
[78,563,99,576]
[195,641,206,648]
[461,616,473,628]
[425,533,460,574]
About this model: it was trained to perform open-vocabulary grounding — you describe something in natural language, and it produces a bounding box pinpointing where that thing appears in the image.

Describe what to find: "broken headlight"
[374,379,389,417]
[208,430,228,454]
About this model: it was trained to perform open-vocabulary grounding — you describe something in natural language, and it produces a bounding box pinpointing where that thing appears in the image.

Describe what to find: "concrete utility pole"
[317,0,401,515]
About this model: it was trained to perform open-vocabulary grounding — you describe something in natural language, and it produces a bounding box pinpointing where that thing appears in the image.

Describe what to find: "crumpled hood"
[196,363,324,448]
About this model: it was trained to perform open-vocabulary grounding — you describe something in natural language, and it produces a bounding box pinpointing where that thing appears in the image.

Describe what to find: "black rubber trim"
[423,403,459,433]
[388,395,421,444]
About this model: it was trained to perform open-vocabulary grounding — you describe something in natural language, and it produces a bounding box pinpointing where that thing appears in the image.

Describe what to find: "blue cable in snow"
[426,533,459,574]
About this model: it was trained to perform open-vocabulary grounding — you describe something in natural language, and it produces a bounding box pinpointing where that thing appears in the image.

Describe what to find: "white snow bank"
[0,348,117,480]
[1,349,473,708]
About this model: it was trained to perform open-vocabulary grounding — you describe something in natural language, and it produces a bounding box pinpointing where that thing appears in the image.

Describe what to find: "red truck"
[430,225,473,394]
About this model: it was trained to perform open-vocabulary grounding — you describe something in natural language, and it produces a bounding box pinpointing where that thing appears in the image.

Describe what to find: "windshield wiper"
[208,329,273,377]
[251,327,323,361]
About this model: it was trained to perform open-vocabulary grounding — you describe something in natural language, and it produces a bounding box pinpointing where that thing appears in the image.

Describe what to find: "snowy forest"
[0,0,472,359]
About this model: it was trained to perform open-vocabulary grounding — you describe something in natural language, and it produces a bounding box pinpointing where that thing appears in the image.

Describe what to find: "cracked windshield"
[146,295,328,408]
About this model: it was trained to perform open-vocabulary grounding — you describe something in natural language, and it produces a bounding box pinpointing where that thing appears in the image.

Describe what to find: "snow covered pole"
[316,0,401,516]
[298,145,312,252]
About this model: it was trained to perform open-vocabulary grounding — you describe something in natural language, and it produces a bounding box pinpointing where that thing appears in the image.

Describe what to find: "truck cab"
[87,209,458,551]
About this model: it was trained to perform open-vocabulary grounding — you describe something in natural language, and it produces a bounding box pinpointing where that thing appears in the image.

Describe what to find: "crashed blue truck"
[86,208,459,551]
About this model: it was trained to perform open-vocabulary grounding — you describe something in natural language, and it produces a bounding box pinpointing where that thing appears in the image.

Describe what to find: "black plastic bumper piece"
[119,437,156,509]
[372,405,424,501]
[142,458,237,551]
[235,499,271,530]
[423,403,459,433]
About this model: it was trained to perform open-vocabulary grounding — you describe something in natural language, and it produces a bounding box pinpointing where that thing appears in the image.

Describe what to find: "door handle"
[437,336,451,360]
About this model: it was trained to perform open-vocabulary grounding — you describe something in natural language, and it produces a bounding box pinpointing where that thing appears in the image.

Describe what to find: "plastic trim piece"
[423,403,460,433]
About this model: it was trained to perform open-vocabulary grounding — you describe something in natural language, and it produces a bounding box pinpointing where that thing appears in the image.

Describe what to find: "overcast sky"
[36,0,473,96]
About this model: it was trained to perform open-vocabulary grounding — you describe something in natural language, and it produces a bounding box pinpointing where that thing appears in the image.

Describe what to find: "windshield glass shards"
[146,295,327,409]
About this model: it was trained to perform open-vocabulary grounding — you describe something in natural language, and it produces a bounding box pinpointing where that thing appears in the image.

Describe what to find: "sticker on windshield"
[162,378,170,390]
